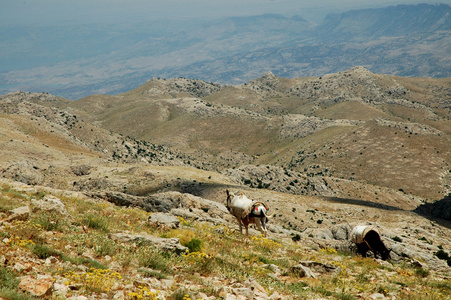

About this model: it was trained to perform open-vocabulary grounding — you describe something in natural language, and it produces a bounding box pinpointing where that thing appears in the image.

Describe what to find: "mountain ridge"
[1,3,450,99]
[7,67,447,203]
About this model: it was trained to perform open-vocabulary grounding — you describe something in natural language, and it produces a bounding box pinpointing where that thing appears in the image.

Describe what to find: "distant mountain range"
[0,3,450,99]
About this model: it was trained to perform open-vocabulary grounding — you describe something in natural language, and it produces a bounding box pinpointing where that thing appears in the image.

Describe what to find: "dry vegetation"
[0,181,450,299]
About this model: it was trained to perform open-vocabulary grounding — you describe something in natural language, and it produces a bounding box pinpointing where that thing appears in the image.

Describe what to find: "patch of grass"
[0,265,31,299]
[33,212,66,232]
[137,248,172,272]
[162,228,196,245]
[0,265,19,290]
[93,236,119,257]
[82,213,110,232]
[33,243,61,259]
[60,254,108,270]
[171,289,194,300]
[138,268,168,280]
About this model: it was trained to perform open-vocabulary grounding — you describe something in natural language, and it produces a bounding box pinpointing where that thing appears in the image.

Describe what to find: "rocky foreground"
[0,177,450,300]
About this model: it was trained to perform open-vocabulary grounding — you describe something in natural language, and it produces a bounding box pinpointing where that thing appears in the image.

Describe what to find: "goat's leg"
[235,217,243,234]
[254,218,266,237]
[261,218,267,237]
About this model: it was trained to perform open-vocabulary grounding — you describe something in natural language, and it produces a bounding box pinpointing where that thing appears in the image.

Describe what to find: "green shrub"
[33,244,61,259]
[435,249,449,260]
[392,236,402,243]
[291,234,301,242]
[415,267,429,278]
[184,238,203,253]
[138,250,169,271]
[0,265,19,290]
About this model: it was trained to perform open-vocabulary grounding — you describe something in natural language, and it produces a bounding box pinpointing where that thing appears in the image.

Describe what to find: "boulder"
[331,224,351,240]
[290,264,316,278]
[18,275,53,297]
[148,213,180,229]
[31,195,68,216]
[1,160,44,185]
[7,206,31,221]
[71,165,92,176]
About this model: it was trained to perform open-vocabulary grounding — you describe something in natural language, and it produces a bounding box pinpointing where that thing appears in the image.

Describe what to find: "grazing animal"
[226,190,270,237]
[351,225,391,260]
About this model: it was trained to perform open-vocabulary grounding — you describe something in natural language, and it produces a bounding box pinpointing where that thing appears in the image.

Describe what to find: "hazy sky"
[2,0,450,25]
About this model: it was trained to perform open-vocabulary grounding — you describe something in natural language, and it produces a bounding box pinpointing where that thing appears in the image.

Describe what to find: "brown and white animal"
[226,190,270,237]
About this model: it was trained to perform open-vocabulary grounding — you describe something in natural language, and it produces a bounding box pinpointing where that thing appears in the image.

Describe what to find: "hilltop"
[0,68,450,299]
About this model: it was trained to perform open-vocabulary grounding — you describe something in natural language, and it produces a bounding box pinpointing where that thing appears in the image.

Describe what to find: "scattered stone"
[31,195,68,216]
[369,293,387,299]
[71,165,93,176]
[45,256,59,266]
[109,232,188,254]
[290,263,316,278]
[299,261,338,274]
[7,206,30,221]
[148,213,180,229]
[53,282,69,296]
[12,262,31,273]
[67,296,89,300]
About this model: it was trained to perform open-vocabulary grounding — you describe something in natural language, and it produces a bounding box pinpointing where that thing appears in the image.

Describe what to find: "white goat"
[226,190,270,237]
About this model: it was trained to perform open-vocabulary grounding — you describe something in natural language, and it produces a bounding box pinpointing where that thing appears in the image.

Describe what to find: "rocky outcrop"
[414,195,451,220]
[144,77,224,98]
[221,164,333,196]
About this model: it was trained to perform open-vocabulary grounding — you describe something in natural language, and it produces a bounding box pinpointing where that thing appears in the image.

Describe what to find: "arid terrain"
[0,68,450,299]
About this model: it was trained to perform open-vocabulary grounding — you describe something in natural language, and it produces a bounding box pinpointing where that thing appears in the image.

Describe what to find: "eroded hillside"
[58,67,451,202]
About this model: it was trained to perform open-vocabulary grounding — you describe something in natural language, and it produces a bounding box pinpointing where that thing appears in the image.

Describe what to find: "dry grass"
[0,184,450,299]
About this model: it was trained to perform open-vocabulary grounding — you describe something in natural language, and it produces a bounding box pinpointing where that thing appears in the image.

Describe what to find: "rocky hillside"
[59,67,451,203]
[0,70,451,299]
[0,172,450,299]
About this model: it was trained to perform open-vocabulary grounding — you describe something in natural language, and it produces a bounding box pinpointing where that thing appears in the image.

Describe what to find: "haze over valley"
[1,2,450,99]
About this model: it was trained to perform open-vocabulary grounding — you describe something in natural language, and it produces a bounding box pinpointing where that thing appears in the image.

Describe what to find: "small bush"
[184,238,203,253]
[415,267,429,278]
[94,237,118,257]
[291,234,301,242]
[138,268,167,280]
[172,289,194,300]
[392,236,402,243]
[435,249,449,260]
[137,249,170,272]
